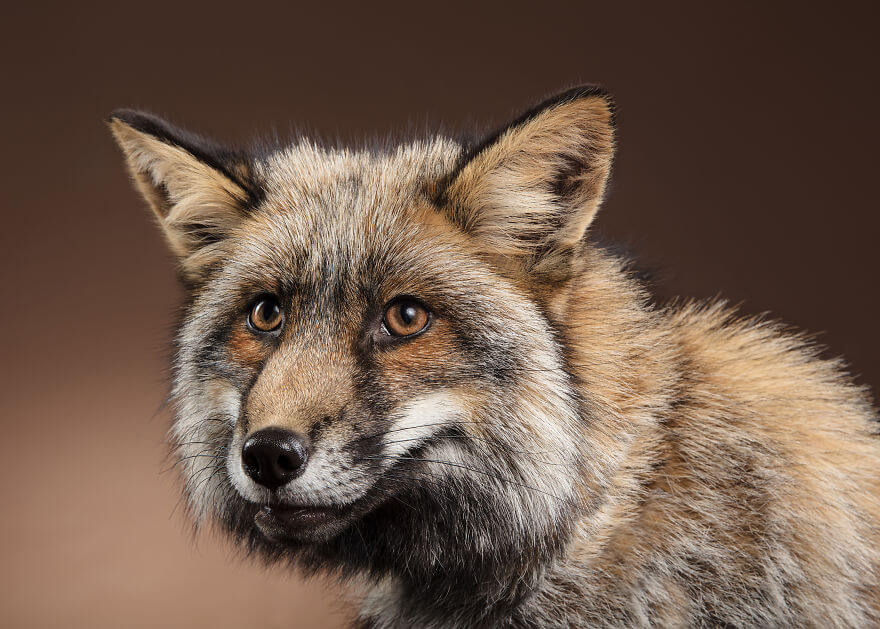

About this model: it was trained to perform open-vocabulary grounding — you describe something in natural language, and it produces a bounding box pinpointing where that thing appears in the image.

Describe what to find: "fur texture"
[110,87,880,627]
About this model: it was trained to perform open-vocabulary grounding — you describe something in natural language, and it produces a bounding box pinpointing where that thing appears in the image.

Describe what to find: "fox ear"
[108,110,256,280]
[441,86,615,277]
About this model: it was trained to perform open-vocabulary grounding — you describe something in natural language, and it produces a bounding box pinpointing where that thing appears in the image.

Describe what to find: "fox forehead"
[219,138,479,296]
[255,136,461,226]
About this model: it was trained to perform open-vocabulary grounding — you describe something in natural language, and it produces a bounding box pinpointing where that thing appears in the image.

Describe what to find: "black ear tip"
[555,84,613,101]
[106,109,180,140]
[107,108,142,126]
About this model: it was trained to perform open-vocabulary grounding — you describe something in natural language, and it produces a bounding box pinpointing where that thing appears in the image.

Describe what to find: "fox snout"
[241,428,309,490]
[234,341,357,493]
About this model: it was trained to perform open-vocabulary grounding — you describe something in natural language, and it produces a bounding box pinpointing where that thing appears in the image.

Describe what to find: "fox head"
[110,87,618,602]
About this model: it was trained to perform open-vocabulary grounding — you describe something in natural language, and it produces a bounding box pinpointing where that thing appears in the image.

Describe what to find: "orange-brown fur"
[534,245,880,625]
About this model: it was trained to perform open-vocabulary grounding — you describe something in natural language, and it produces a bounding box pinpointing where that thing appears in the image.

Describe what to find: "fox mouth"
[242,442,431,545]
[250,471,396,543]
[254,502,355,542]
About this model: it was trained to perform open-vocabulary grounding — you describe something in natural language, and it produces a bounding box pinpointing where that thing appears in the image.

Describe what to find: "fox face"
[111,88,615,607]
[111,89,880,627]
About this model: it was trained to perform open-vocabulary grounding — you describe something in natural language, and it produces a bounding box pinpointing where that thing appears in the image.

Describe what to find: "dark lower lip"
[254,503,350,542]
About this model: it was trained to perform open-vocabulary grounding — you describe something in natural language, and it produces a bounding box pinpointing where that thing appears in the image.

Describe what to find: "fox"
[109,86,880,628]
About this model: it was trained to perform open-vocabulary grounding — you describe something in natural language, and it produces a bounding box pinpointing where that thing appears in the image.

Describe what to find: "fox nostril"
[241,428,309,490]
[243,452,260,475]
[277,454,295,473]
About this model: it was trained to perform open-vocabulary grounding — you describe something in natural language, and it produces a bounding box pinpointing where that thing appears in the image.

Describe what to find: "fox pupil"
[399,304,417,325]
[257,301,278,323]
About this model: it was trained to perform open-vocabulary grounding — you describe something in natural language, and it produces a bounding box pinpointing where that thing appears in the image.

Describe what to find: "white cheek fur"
[380,392,464,457]
[170,378,244,522]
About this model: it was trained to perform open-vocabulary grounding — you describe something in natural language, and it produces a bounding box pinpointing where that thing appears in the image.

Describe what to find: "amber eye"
[383,299,430,338]
[248,296,283,332]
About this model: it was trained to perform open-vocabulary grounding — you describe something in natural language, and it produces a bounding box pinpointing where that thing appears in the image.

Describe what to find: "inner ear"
[440,86,615,272]
[109,109,260,281]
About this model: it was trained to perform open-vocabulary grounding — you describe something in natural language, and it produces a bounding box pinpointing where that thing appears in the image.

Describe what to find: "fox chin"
[110,87,880,628]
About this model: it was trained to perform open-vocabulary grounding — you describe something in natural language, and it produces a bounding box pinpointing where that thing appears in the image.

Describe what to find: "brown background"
[2,2,878,627]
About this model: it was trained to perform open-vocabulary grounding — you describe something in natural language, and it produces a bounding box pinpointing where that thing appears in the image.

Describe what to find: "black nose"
[241,428,309,490]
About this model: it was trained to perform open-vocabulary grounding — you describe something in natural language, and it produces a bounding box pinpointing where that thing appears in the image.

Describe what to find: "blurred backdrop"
[2,2,878,627]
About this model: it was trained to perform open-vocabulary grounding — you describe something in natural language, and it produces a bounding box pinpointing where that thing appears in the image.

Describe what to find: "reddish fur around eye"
[228,328,266,370]
[384,301,429,337]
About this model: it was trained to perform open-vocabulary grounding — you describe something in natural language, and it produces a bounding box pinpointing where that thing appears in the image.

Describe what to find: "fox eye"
[383,299,430,338]
[248,296,283,333]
